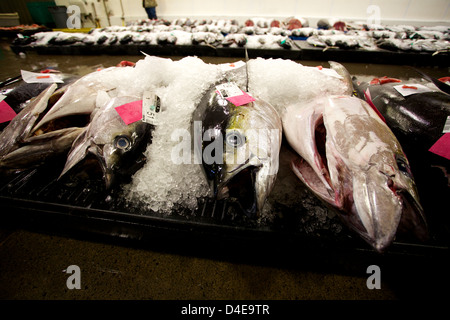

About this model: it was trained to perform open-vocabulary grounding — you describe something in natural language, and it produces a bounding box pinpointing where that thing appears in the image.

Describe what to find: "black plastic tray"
[1,140,449,275]
[10,40,450,66]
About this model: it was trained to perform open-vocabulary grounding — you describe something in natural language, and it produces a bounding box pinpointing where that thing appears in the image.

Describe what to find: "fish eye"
[226,130,246,148]
[114,135,131,151]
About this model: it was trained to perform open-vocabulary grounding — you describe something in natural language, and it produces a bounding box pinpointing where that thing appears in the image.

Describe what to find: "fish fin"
[58,130,89,180]
[412,67,450,95]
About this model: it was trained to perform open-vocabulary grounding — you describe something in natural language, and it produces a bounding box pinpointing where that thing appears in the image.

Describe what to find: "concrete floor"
[0,227,397,300]
[0,39,448,302]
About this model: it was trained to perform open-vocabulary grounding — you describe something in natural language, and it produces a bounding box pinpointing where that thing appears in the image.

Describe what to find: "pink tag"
[0,100,17,124]
[226,92,255,107]
[114,100,143,125]
[429,133,450,160]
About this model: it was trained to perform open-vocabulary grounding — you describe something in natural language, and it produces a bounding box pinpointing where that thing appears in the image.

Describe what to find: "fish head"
[60,96,153,189]
[195,86,282,217]
[344,149,425,251]
[284,95,426,251]
[94,122,152,188]
[217,126,280,216]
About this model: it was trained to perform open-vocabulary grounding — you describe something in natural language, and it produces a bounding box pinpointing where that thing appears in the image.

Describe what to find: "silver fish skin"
[0,127,84,169]
[32,67,119,132]
[0,83,57,157]
[283,95,425,252]
[59,96,153,189]
[193,83,282,217]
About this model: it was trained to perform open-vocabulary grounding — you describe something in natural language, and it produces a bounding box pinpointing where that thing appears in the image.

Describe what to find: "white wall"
[56,0,450,28]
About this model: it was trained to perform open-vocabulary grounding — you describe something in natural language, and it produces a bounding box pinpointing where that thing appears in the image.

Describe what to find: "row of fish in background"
[11,17,450,53]
[1,56,449,252]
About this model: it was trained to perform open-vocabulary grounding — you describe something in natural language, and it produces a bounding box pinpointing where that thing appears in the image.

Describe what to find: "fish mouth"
[289,117,335,206]
[59,141,114,190]
[91,145,114,190]
[350,169,428,252]
[216,162,263,218]
[59,151,106,187]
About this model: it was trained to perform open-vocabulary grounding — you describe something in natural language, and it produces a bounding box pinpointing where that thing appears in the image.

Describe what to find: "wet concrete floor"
[0,39,448,302]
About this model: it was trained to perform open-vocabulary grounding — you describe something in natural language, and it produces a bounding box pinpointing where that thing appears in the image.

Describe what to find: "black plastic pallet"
[10,41,450,66]
[1,141,449,275]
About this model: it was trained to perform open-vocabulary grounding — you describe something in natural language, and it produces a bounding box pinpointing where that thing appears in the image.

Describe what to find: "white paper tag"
[21,70,63,84]
[142,91,160,125]
[216,82,243,99]
[219,60,246,72]
[393,84,434,97]
[443,116,450,133]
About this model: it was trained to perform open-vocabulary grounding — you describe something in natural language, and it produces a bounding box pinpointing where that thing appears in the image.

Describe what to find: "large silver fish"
[282,95,426,251]
[0,127,84,170]
[192,82,282,217]
[0,83,57,158]
[59,96,153,189]
[32,67,120,132]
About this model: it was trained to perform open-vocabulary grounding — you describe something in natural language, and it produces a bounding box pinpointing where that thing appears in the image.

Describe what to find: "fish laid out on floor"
[0,71,78,114]
[0,127,85,170]
[281,62,427,252]
[59,96,154,189]
[352,74,450,159]
[282,94,427,251]
[0,83,87,173]
[0,70,93,172]
[0,83,58,158]
[352,73,450,232]
[32,67,124,133]
[192,81,282,217]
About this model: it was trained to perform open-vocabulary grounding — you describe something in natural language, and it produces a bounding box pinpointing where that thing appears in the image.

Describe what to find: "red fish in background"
[117,61,136,67]
[287,18,303,30]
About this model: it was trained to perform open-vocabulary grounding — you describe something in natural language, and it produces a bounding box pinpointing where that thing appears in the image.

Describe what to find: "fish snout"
[351,164,427,251]
[351,169,404,252]
[97,141,125,190]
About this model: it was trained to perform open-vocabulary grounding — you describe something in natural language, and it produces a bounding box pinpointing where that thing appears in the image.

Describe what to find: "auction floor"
[0,39,448,302]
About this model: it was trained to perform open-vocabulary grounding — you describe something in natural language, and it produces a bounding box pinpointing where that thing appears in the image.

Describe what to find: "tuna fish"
[32,67,122,133]
[352,75,450,157]
[0,83,57,158]
[0,127,84,171]
[59,96,153,189]
[282,95,426,251]
[352,74,449,238]
[192,81,282,217]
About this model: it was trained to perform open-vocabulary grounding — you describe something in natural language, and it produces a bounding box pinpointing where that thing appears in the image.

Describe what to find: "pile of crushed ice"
[120,56,222,213]
[100,55,348,215]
